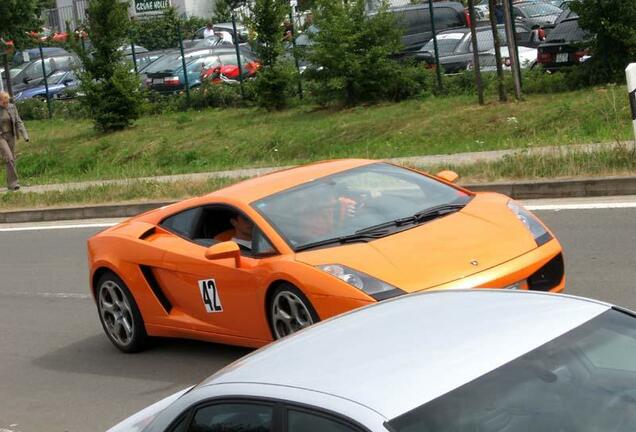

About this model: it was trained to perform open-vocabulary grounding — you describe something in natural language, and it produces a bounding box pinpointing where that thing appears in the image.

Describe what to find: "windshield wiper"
[355,203,467,236]
[296,203,467,252]
[295,230,391,252]
[409,203,467,223]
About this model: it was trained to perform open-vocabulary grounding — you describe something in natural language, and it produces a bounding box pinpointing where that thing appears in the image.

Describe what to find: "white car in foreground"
[108,290,636,432]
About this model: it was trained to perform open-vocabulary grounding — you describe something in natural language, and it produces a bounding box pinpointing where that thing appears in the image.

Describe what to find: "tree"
[570,0,636,83]
[77,0,142,131]
[247,0,295,110]
[213,0,234,22]
[308,0,402,105]
[0,0,50,48]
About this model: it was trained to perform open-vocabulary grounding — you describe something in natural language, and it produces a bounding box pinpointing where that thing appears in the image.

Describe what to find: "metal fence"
[44,0,89,33]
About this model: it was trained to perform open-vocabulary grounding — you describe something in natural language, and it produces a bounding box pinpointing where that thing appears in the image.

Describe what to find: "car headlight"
[317,264,405,301]
[507,200,553,246]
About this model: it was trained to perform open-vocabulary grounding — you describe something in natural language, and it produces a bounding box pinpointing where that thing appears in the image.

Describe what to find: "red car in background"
[201,51,261,84]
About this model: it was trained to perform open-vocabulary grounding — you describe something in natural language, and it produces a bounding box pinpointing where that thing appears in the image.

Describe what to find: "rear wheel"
[268,283,319,340]
[96,272,147,353]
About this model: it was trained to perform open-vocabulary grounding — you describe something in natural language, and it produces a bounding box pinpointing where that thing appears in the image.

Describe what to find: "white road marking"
[1,292,91,300]
[0,222,117,232]
[526,202,636,211]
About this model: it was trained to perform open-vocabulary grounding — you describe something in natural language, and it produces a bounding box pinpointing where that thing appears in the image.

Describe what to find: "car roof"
[208,159,376,203]
[198,290,611,420]
[388,1,465,12]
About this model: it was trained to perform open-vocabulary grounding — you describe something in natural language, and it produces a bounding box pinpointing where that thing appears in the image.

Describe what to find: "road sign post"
[627,64,636,141]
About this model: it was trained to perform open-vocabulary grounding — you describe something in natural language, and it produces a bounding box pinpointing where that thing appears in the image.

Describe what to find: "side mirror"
[205,241,241,267]
[436,170,459,183]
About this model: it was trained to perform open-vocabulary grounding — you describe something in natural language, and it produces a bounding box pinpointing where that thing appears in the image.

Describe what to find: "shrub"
[307,0,403,106]
[129,8,207,51]
[16,99,89,121]
[570,0,636,84]
[247,0,292,110]
[78,0,143,132]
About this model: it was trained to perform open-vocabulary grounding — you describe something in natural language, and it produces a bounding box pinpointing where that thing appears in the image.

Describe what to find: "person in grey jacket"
[0,91,29,191]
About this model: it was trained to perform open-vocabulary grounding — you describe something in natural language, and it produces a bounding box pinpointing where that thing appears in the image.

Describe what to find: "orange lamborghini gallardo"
[88,160,565,352]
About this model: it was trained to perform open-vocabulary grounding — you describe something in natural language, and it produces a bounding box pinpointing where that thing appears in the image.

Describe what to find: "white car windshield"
[389,309,636,432]
[252,163,470,251]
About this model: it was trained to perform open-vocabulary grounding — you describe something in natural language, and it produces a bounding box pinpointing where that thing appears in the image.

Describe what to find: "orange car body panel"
[88,160,564,349]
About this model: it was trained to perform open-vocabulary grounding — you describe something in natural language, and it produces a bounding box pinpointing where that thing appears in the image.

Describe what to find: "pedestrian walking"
[0,91,29,191]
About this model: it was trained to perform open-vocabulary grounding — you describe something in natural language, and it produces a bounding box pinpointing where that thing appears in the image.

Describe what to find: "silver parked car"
[108,290,636,432]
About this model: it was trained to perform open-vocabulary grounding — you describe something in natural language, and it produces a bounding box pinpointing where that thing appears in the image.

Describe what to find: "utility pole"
[467,0,484,105]
[428,0,443,92]
[488,0,507,102]
[502,0,522,100]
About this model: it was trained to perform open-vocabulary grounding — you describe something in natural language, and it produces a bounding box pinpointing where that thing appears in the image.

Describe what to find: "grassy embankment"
[1,85,633,210]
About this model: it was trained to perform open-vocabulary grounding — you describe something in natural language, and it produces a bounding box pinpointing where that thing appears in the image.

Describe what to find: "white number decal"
[199,279,223,313]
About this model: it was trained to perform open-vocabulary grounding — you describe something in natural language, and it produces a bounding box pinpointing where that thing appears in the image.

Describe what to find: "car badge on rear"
[470,260,479,267]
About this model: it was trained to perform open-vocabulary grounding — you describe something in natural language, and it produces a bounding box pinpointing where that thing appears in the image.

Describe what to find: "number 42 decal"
[199,279,223,313]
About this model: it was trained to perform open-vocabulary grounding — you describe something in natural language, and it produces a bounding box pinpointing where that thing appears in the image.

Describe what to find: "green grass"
[11,85,633,186]
[416,144,636,183]
[2,145,635,211]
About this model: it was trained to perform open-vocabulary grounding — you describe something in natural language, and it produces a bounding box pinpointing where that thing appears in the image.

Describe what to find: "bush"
[130,8,207,51]
[253,62,298,110]
[307,0,404,106]
[183,81,246,110]
[81,63,144,131]
[570,0,636,84]
[16,99,89,121]
[247,0,291,110]
[78,0,143,132]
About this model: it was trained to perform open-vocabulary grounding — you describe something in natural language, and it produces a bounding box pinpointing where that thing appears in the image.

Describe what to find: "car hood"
[296,193,539,292]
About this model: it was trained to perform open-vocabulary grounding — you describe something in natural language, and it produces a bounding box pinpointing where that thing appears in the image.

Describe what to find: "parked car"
[193,23,250,44]
[144,48,254,93]
[106,289,636,432]
[11,46,70,67]
[475,45,539,72]
[384,1,470,53]
[413,23,540,73]
[537,16,591,72]
[10,54,80,88]
[200,51,260,84]
[512,1,563,28]
[13,70,79,101]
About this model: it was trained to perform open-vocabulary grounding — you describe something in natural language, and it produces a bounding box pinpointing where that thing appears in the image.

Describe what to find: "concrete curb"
[2,176,636,224]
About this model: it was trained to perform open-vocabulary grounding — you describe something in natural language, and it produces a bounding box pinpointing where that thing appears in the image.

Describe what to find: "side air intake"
[139,265,172,313]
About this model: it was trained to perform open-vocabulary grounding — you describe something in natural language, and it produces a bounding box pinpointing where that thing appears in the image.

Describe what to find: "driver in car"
[215,214,254,249]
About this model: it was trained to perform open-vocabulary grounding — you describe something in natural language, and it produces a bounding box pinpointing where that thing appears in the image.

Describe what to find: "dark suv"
[383,2,470,53]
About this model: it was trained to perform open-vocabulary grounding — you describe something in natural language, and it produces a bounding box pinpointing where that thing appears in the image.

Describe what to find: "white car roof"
[201,290,610,420]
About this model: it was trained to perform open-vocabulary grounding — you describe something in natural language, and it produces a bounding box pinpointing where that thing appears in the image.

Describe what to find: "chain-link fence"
[6,0,596,115]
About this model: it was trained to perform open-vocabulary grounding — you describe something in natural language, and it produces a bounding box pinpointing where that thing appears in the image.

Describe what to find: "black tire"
[268,283,319,340]
[96,272,148,353]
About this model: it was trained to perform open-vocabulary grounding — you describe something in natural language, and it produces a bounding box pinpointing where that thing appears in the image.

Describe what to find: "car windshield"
[252,163,470,250]
[518,2,562,17]
[422,33,465,55]
[470,29,508,51]
[389,309,636,432]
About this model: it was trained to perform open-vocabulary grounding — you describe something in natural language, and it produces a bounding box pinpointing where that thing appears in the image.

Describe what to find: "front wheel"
[96,272,147,353]
[269,284,319,340]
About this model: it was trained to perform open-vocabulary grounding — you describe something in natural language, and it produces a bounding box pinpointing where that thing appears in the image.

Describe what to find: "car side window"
[187,403,274,432]
[161,207,203,239]
[436,8,463,30]
[287,409,362,432]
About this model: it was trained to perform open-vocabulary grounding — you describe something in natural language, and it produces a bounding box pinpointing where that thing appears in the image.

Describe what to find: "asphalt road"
[1,199,635,432]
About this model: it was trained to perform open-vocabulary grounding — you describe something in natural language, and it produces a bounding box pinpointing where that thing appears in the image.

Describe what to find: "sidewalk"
[3,140,634,195]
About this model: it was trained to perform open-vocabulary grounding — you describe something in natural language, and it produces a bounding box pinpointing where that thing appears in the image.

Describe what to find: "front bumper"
[424,239,565,293]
